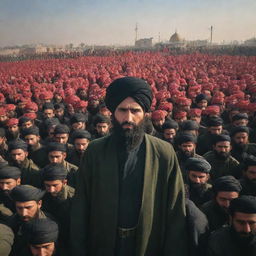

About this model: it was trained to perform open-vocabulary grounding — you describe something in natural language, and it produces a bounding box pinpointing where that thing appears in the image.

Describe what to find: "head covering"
[162,119,179,130]
[175,133,197,145]
[54,103,65,110]
[229,195,256,215]
[189,108,202,117]
[21,127,39,137]
[213,134,231,144]
[6,118,19,127]
[179,120,199,131]
[185,157,211,173]
[22,218,58,245]
[71,130,91,142]
[70,113,87,124]
[0,166,21,179]
[195,94,209,103]
[93,114,111,126]
[244,155,256,169]
[232,113,249,122]
[44,118,60,130]
[42,164,67,181]
[8,139,28,152]
[10,185,45,202]
[205,116,223,127]
[42,103,54,111]
[47,142,67,153]
[213,176,242,194]
[151,110,166,121]
[54,124,70,135]
[230,126,249,137]
[105,77,152,113]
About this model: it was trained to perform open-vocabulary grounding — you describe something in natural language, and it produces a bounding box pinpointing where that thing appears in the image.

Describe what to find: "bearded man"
[70,77,187,256]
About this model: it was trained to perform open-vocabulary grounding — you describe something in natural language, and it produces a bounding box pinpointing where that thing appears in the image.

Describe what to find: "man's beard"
[180,150,194,159]
[20,208,40,222]
[230,225,256,247]
[112,117,145,152]
[96,131,108,138]
[233,142,247,151]
[213,150,230,160]
[164,138,174,145]
[189,182,207,195]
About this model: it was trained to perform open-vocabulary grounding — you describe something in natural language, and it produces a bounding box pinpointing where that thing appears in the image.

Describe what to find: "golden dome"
[169,32,182,42]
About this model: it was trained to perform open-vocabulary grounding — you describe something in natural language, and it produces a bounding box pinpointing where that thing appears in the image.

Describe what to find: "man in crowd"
[92,114,111,139]
[201,176,241,232]
[207,195,256,256]
[71,77,187,256]
[161,119,179,145]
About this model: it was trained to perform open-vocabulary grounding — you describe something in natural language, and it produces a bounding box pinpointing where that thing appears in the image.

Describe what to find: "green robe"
[70,134,187,256]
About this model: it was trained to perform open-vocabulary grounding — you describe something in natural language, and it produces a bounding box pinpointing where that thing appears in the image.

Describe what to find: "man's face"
[22,121,33,129]
[8,125,19,135]
[188,171,209,184]
[231,212,256,242]
[244,166,256,182]
[197,100,208,109]
[233,132,249,145]
[30,242,55,256]
[233,119,248,127]
[44,180,66,197]
[74,138,89,154]
[152,118,165,129]
[163,128,176,143]
[10,149,28,165]
[215,191,239,212]
[190,116,201,124]
[54,133,69,144]
[179,142,195,156]
[43,109,54,119]
[114,97,144,130]
[25,135,40,147]
[72,122,85,131]
[16,200,41,222]
[213,141,231,159]
[96,122,110,137]
[54,108,64,118]
[0,178,20,191]
[208,125,222,135]
[0,115,8,123]
[48,151,66,164]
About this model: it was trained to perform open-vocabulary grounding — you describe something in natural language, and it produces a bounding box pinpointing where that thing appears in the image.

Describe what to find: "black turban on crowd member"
[205,116,223,127]
[93,114,111,126]
[47,142,67,153]
[185,157,211,173]
[162,119,179,130]
[175,133,197,145]
[195,94,209,103]
[0,166,21,179]
[71,130,91,142]
[230,126,249,137]
[70,113,87,124]
[54,124,70,135]
[229,195,256,215]
[42,163,67,181]
[10,185,45,202]
[105,77,153,113]
[22,218,59,245]
[21,126,40,137]
[213,134,231,144]
[213,176,242,194]
[8,139,28,152]
[180,120,199,131]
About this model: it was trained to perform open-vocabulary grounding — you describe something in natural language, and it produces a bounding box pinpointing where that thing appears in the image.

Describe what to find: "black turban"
[42,103,54,110]
[70,113,87,124]
[54,103,65,110]
[42,163,67,181]
[22,218,58,245]
[105,77,152,113]
[21,126,39,137]
[175,133,197,145]
[185,157,211,173]
[0,166,21,179]
[19,117,31,126]
[8,139,28,152]
[10,185,45,202]
[230,126,249,137]
[213,176,242,194]
[229,195,256,215]
[44,118,60,130]
[93,114,111,126]
[244,155,256,169]
[162,119,179,130]
[47,142,67,153]
[180,120,199,131]
[213,134,231,144]
[54,124,70,135]
[232,113,248,121]
[195,94,209,103]
[71,130,91,142]
[206,116,223,127]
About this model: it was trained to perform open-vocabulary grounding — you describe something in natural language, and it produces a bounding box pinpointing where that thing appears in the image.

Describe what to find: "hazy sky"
[0,0,255,47]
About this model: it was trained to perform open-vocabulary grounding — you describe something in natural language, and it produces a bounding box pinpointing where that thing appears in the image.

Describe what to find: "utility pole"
[135,23,138,43]
[210,25,213,44]
[158,32,161,43]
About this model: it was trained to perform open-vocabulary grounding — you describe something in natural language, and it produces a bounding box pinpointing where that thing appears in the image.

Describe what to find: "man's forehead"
[116,97,143,110]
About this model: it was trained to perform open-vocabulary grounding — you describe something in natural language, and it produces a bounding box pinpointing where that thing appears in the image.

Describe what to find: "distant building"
[187,40,209,47]
[135,38,153,48]
[20,45,48,55]
[0,48,20,56]
[244,38,256,46]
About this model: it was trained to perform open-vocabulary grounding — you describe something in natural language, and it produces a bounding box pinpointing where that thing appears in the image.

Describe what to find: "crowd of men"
[0,61,256,255]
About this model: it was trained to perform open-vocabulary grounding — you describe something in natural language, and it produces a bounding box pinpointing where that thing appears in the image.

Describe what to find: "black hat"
[206,116,223,127]
[213,134,231,144]
[175,133,197,145]
[21,126,39,137]
[19,116,31,126]
[42,103,54,111]
[54,124,70,135]
[54,103,65,110]
[232,113,248,121]
[213,176,242,194]
[93,114,111,126]
[195,94,209,103]
[185,157,211,173]
[0,166,21,179]
[71,130,91,142]
[105,77,152,113]
[47,142,67,153]
[10,185,45,202]
[0,128,6,137]
[179,120,199,131]
[44,118,60,130]
[244,155,256,169]
[70,113,87,124]
[230,126,249,137]
[42,163,67,181]
[229,195,256,215]
[8,139,28,152]
[162,119,179,130]
[22,218,59,245]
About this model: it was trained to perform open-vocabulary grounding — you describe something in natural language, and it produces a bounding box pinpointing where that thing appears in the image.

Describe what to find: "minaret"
[210,26,213,44]
[135,23,138,43]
